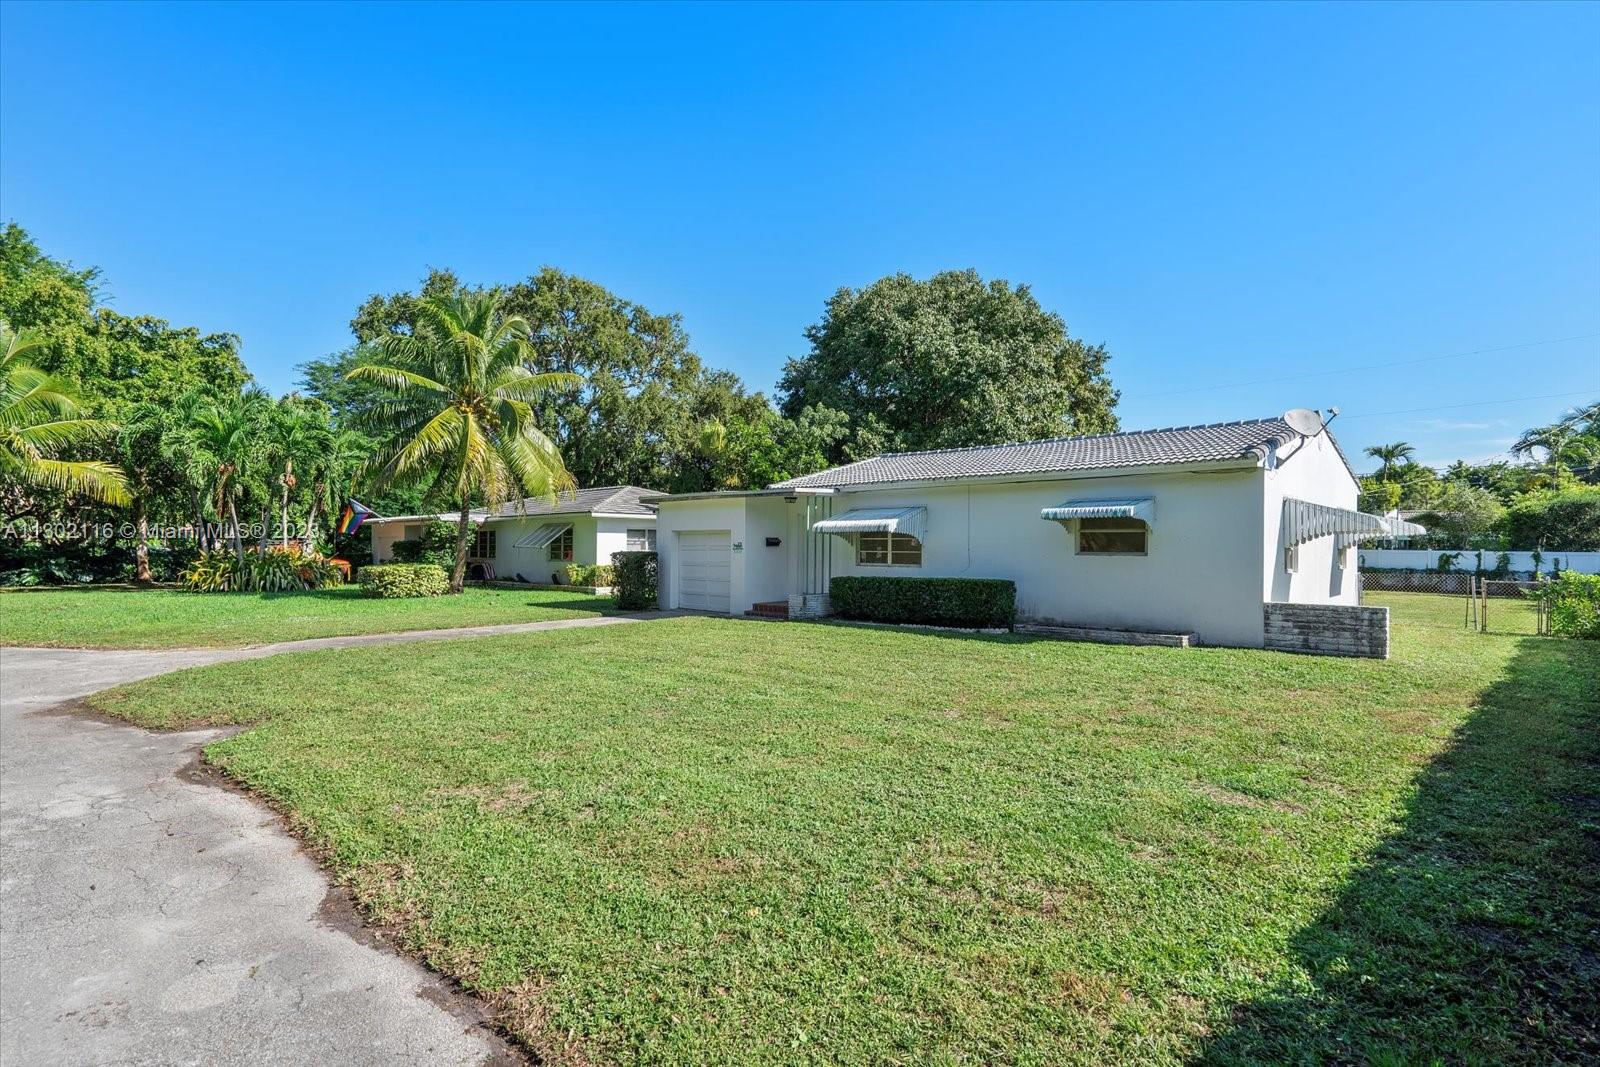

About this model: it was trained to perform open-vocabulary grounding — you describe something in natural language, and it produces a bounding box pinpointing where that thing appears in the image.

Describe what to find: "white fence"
[1358,548,1600,575]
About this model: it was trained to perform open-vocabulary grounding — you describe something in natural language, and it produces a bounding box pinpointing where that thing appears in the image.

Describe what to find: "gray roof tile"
[770,417,1353,489]
[488,485,659,519]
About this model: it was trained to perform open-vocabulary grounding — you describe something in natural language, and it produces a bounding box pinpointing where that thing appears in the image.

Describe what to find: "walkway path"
[0,613,654,1065]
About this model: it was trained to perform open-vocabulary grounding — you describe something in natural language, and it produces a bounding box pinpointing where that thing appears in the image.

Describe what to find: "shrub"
[1503,488,1600,552]
[180,551,240,592]
[611,551,658,610]
[180,547,343,593]
[1536,572,1600,639]
[830,576,1016,629]
[392,520,473,570]
[358,563,449,599]
[562,563,616,588]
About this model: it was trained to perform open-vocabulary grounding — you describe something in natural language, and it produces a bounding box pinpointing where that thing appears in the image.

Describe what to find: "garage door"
[677,531,731,613]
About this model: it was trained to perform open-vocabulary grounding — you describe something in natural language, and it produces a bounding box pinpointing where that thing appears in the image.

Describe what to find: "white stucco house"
[647,415,1422,654]
[367,485,658,583]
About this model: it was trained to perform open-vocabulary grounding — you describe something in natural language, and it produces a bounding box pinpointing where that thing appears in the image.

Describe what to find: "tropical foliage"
[1535,571,1600,639]
[1,323,129,506]
[179,546,343,593]
[349,290,579,592]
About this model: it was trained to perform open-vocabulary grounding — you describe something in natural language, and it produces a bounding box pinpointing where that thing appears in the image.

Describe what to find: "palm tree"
[1364,441,1416,482]
[350,291,580,592]
[1511,422,1578,485]
[0,324,129,506]
[303,427,367,550]
[177,392,263,563]
[267,400,328,547]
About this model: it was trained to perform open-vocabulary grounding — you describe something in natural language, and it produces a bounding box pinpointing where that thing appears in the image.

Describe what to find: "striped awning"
[811,506,926,541]
[512,522,572,550]
[1041,497,1155,525]
[1382,514,1429,539]
[1283,498,1424,549]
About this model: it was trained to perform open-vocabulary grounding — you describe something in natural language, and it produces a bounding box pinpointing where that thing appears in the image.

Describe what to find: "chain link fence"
[1360,571,1549,636]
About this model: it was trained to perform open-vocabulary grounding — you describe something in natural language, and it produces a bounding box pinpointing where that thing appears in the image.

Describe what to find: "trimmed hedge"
[830,576,1016,629]
[611,551,658,610]
[358,563,449,599]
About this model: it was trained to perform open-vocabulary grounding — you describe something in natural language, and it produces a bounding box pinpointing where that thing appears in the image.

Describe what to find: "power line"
[1124,333,1600,400]
[1336,389,1599,420]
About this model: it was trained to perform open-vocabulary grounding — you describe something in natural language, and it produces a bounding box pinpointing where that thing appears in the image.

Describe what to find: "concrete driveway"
[1,617,646,1066]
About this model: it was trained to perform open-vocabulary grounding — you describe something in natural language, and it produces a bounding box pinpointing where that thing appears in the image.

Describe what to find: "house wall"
[486,514,595,582]
[654,496,750,611]
[1261,433,1361,605]
[820,468,1269,647]
[369,523,406,563]
[595,516,657,564]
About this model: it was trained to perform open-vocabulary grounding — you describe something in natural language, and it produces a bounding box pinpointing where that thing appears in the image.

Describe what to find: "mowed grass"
[88,593,1599,1065]
[0,585,616,649]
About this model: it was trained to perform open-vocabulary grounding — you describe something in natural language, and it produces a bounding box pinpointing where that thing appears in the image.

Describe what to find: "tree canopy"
[344,267,776,493]
[777,269,1119,459]
[0,223,249,415]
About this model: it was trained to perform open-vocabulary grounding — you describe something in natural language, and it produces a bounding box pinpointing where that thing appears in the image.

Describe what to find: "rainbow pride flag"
[336,499,374,537]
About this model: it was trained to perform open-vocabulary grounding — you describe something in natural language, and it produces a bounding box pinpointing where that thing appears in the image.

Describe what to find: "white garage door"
[677,531,731,613]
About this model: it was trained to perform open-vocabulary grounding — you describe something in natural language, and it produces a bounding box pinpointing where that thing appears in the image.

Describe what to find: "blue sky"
[2,1,1596,468]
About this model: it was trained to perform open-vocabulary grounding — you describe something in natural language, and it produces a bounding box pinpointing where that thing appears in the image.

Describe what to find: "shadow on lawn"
[1196,636,1600,1066]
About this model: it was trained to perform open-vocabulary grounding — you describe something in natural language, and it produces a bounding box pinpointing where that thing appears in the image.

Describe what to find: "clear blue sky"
[2,1,1596,468]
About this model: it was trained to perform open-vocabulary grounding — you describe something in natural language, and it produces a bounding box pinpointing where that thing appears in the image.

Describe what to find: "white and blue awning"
[1041,497,1155,525]
[811,506,927,541]
[1283,498,1426,549]
[512,522,573,550]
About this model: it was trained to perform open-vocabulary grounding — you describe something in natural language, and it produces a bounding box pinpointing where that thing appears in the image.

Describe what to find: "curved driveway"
[1,615,646,1066]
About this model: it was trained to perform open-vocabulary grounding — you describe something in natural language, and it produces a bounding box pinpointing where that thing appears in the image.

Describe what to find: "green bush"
[611,551,657,610]
[181,547,343,593]
[392,520,473,570]
[830,576,1016,629]
[1503,489,1600,552]
[180,551,240,592]
[1536,572,1600,639]
[562,563,616,588]
[358,563,449,599]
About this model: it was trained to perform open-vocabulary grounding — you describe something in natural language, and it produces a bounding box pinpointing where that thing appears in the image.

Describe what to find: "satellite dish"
[1283,408,1325,437]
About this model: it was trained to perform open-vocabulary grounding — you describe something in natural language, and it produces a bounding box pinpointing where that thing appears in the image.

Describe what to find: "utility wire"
[1124,333,1600,400]
[1335,389,1599,420]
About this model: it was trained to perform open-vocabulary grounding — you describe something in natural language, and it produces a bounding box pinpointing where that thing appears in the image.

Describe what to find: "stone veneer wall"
[1263,602,1389,658]
[787,593,833,619]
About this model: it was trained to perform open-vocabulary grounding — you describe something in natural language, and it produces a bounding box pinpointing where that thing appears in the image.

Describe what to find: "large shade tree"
[339,267,774,493]
[350,291,580,592]
[1,324,129,509]
[778,269,1119,460]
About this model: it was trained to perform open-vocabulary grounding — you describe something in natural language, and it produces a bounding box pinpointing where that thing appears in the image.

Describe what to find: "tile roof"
[770,417,1354,489]
[487,485,659,519]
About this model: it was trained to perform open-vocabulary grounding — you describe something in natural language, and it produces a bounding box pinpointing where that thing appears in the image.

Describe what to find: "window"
[1284,544,1299,573]
[402,524,423,542]
[1076,518,1148,555]
[626,528,656,551]
[472,528,497,559]
[857,531,923,566]
[548,526,574,561]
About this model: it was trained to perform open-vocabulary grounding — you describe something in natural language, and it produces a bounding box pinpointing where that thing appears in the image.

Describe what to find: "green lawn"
[88,593,1598,1065]
[0,585,616,649]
